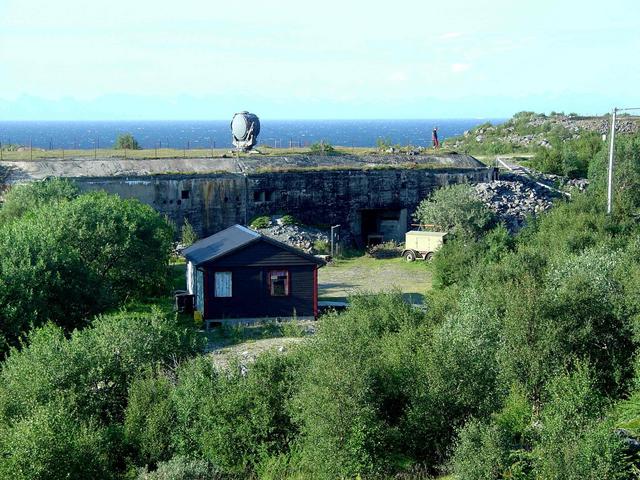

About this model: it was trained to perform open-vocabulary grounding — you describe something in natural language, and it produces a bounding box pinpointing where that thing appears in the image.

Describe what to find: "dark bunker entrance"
[359,208,408,246]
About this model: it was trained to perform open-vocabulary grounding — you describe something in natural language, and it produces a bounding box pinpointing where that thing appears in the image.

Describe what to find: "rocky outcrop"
[448,113,640,152]
[254,217,330,254]
[474,178,555,231]
[473,172,589,232]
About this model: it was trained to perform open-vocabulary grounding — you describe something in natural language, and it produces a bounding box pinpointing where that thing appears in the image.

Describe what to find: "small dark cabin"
[183,224,325,324]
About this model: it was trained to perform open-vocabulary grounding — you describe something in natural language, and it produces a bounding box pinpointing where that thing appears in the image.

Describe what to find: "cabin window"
[268,270,289,296]
[181,190,190,200]
[214,271,232,297]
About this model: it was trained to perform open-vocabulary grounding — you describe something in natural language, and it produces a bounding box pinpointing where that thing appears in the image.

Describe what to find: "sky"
[0,0,638,120]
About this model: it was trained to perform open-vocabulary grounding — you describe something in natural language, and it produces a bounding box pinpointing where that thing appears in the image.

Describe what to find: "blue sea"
[0,119,504,150]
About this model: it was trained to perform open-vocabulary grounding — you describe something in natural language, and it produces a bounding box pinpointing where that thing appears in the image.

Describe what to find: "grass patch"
[319,254,433,304]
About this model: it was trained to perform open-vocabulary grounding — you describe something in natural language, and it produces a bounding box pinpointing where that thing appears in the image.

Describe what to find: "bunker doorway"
[359,208,407,246]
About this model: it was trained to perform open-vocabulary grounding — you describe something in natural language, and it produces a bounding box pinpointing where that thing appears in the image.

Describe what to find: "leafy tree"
[0,191,174,354]
[115,133,141,150]
[181,218,198,247]
[196,353,299,473]
[0,305,201,477]
[0,177,79,224]
[413,183,496,239]
[291,293,430,478]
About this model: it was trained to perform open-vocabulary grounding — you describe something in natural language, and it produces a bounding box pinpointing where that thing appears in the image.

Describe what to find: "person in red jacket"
[432,127,440,149]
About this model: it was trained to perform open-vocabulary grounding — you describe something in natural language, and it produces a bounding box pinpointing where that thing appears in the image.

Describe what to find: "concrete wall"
[246,167,494,244]
[77,174,247,235]
[74,166,495,245]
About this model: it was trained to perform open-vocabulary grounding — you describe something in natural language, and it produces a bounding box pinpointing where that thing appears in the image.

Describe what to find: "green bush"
[312,239,330,254]
[115,133,141,150]
[376,137,393,151]
[413,183,496,239]
[280,214,299,226]
[589,133,640,219]
[125,370,177,466]
[0,398,113,480]
[451,419,513,480]
[533,366,627,480]
[309,140,336,155]
[249,216,271,229]
[0,306,202,426]
[452,366,628,480]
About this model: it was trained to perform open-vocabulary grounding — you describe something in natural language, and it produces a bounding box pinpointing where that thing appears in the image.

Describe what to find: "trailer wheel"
[425,252,434,261]
[404,250,416,262]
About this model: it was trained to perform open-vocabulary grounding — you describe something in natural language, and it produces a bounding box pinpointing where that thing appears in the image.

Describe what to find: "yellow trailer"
[401,231,447,261]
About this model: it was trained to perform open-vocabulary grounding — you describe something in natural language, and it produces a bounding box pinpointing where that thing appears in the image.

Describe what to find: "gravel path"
[208,337,306,370]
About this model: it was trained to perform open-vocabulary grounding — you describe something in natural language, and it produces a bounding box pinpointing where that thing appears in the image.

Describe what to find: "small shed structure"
[183,224,325,325]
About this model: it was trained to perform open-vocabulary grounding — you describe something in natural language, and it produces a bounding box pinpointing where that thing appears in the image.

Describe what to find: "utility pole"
[331,224,341,257]
[607,108,617,215]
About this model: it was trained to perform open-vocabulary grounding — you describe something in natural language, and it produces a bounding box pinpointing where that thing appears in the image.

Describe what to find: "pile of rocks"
[564,178,589,191]
[452,129,554,150]
[529,115,640,136]
[474,179,555,232]
[255,217,330,254]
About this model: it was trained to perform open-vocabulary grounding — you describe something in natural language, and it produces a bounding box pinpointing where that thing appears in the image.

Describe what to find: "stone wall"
[74,166,496,245]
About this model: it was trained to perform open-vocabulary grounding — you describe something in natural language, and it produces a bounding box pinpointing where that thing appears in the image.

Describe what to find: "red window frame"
[268,270,290,296]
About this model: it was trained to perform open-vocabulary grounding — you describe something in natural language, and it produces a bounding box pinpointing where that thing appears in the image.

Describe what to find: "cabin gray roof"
[182,224,325,266]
